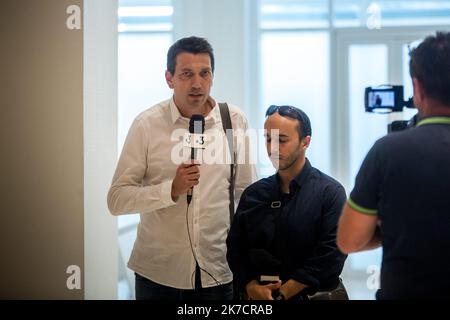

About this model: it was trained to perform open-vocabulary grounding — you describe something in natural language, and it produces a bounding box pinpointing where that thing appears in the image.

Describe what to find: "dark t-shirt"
[349,116,450,299]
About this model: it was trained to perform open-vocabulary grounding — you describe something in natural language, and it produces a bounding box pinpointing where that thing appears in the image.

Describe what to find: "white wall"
[0,0,84,299]
[172,0,251,116]
[84,0,119,299]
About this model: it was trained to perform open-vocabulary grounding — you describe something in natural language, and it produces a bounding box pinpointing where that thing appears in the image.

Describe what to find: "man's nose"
[268,144,280,155]
[191,74,202,89]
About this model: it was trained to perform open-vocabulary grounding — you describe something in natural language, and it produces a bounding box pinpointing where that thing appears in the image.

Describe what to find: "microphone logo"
[187,115,205,204]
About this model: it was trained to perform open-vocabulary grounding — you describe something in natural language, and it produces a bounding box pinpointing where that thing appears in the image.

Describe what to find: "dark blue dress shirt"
[226,159,347,295]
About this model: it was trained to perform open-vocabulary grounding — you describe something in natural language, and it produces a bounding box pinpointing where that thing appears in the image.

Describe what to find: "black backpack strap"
[219,103,235,224]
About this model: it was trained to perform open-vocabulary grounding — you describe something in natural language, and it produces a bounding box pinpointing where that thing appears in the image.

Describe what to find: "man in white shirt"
[108,36,257,300]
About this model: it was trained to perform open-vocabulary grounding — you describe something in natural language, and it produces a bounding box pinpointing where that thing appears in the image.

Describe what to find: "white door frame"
[332,26,448,189]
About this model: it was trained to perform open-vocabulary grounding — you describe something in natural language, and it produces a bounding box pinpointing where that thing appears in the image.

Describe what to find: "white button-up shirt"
[108,98,257,289]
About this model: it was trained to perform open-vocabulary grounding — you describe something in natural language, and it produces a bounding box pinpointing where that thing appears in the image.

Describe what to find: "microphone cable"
[185,202,221,289]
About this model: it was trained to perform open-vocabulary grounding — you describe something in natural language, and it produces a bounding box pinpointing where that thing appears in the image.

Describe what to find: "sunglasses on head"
[265,105,312,138]
[265,105,302,120]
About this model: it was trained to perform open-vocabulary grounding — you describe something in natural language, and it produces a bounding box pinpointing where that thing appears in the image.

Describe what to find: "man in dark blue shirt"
[226,105,347,300]
[337,31,450,299]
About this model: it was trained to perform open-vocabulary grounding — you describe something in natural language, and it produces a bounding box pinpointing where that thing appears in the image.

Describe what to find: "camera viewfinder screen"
[369,91,395,108]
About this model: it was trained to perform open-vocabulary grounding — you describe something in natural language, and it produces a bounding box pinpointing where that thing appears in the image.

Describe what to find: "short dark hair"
[409,31,450,106]
[167,36,215,75]
[265,105,312,139]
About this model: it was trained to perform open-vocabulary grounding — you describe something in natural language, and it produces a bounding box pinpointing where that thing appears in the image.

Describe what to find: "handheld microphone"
[187,114,205,205]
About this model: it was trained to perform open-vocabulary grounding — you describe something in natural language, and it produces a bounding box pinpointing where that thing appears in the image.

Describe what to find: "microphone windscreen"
[189,114,205,134]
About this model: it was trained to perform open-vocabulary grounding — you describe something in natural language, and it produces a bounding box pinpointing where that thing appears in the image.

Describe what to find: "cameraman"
[337,31,450,299]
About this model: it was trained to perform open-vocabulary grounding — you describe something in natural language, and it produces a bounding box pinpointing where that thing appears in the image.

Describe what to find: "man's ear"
[412,77,424,107]
[165,70,174,89]
[302,135,311,150]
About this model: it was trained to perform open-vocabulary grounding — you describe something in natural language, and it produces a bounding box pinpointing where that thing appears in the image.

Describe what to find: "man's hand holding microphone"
[171,160,200,202]
[171,114,205,203]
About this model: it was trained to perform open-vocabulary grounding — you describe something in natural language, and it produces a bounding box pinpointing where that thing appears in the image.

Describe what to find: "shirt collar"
[169,96,221,125]
[169,97,184,124]
[292,158,312,188]
[416,116,450,127]
[275,158,313,192]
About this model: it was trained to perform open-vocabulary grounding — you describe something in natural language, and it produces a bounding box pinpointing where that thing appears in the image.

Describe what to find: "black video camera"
[364,85,417,132]
[365,85,415,113]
